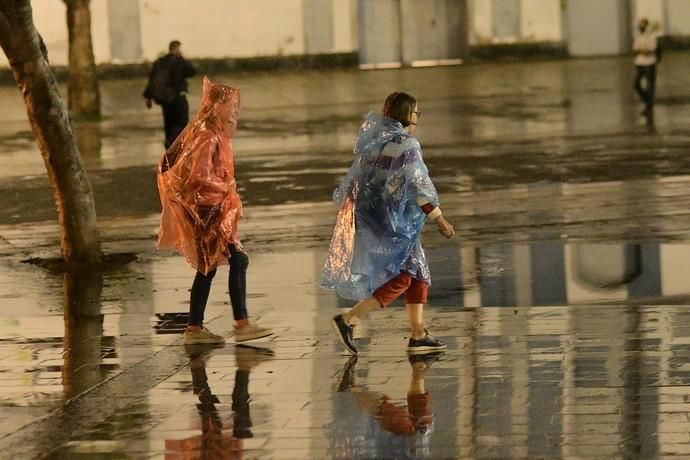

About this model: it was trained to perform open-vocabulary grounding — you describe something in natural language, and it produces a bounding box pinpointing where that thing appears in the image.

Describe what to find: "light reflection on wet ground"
[0,234,690,457]
[19,302,690,459]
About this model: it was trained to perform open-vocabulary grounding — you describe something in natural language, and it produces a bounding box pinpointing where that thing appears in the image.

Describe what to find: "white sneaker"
[183,326,225,345]
[234,323,274,342]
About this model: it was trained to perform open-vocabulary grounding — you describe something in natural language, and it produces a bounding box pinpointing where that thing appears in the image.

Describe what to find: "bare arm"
[417,198,454,239]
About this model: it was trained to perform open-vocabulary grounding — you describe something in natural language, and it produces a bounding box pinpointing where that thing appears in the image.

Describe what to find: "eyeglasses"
[413,110,421,118]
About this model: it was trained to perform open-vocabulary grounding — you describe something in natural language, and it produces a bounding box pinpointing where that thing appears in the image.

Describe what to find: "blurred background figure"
[632,18,659,118]
[143,40,196,148]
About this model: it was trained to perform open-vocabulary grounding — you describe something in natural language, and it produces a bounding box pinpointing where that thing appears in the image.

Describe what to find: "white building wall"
[90,0,112,63]
[632,0,690,35]
[332,0,357,52]
[31,2,69,66]
[634,0,664,26]
[566,0,631,56]
[1,0,359,68]
[469,0,563,44]
[521,0,561,41]
[660,244,690,296]
[665,0,690,35]
[470,0,494,44]
[1,0,689,70]
[633,0,663,41]
[0,0,111,67]
[139,0,305,60]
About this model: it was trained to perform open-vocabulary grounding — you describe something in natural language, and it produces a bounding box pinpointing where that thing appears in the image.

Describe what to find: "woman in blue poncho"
[322,92,455,355]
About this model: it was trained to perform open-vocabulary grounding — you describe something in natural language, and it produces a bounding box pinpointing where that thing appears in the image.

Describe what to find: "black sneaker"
[335,355,358,392]
[331,314,358,355]
[408,351,443,368]
[407,333,446,354]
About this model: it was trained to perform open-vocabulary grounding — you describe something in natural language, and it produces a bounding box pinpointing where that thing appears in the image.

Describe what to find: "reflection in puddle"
[63,271,120,400]
[154,312,189,335]
[431,241,690,307]
[163,344,273,459]
[330,355,438,460]
[0,271,120,408]
[4,243,690,458]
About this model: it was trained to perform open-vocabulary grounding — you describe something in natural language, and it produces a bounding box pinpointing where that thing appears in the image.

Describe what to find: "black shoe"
[407,333,446,355]
[335,355,358,392]
[233,428,254,439]
[331,314,358,355]
[409,351,443,366]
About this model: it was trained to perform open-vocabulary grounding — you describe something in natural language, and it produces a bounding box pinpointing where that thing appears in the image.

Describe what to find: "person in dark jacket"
[143,40,197,148]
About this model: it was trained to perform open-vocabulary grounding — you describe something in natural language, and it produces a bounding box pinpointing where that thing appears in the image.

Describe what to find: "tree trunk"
[0,0,102,265]
[64,0,100,118]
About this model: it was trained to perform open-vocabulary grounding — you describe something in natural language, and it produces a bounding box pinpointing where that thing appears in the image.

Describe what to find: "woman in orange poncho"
[157,76,272,344]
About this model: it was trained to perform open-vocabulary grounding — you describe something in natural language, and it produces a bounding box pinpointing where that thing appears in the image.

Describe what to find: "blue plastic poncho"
[321,112,439,300]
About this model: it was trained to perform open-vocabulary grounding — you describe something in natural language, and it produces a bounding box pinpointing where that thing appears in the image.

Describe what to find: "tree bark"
[0,0,102,265]
[63,0,100,118]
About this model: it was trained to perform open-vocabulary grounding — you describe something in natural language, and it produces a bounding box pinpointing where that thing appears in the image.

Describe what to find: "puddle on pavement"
[44,302,690,459]
[0,239,687,457]
[430,240,690,308]
[2,238,690,444]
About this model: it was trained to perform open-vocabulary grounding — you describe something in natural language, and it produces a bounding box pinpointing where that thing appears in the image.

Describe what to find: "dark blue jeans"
[189,244,249,326]
[634,64,656,110]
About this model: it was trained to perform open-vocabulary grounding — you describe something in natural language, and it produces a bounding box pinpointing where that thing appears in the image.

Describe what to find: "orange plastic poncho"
[157,77,242,274]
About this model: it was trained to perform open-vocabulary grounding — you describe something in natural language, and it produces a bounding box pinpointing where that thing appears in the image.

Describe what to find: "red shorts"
[373,272,428,306]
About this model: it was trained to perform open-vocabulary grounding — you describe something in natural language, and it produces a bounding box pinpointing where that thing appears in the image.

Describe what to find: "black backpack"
[149,59,177,105]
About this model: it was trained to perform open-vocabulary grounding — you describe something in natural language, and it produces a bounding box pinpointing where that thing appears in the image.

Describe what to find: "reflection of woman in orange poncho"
[164,345,272,460]
[157,77,272,344]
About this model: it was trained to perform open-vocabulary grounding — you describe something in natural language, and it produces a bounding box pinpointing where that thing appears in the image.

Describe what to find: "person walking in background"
[157,77,273,345]
[322,92,455,356]
[633,18,659,117]
[144,40,197,148]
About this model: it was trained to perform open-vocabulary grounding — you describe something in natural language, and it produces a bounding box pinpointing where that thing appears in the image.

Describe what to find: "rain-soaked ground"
[2,53,690,458]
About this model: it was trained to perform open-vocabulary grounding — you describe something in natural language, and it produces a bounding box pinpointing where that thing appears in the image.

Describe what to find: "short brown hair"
[383,92,417,127]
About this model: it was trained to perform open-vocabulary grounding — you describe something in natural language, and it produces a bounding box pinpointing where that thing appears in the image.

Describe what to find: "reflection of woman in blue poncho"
[322,92,455,356]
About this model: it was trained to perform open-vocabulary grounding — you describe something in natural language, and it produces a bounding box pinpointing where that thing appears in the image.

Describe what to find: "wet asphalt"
[1,53,690,458]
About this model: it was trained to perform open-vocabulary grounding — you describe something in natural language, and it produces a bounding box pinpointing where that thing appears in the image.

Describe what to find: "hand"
[436,216,455,239]
[145,99,152,109]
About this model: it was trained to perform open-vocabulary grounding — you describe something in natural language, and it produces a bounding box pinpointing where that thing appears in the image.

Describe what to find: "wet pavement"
[1,53,690,458]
